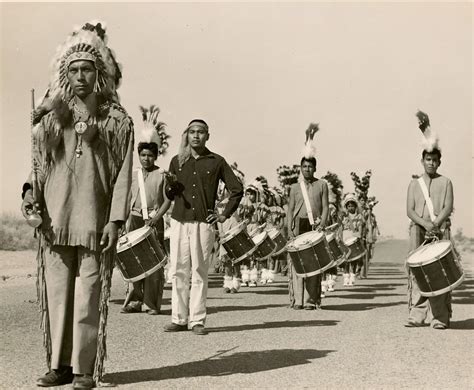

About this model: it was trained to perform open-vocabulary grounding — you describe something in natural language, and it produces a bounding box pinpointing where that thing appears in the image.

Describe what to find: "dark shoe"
[223,287,231,293]
[36,367,73,387]
[192,324,208,335]
[304,305,316,310]
[120,305,141,314]
[164,323,188,332]
[230,288,238,294]
[147,309,160,315]
[293,305,303,310]
[73,374,95,389]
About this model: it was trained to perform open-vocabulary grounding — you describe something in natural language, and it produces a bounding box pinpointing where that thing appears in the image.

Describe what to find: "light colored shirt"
[32,103,134,251]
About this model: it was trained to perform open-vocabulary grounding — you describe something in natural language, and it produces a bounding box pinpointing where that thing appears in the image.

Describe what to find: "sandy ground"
[1,239,473,389]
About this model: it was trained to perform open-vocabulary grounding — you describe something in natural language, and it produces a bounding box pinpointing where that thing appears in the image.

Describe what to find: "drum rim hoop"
[294,260,336,277]
[120,256,168,282]
[116,226,153,253]
[220,222,248,244]
[252,231,269,245]
[419,273,465,297]
[286,231,325,251]
[406,240,453,267]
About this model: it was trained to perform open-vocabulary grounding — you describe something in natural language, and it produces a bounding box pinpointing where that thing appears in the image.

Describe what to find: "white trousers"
[169,219,215,327]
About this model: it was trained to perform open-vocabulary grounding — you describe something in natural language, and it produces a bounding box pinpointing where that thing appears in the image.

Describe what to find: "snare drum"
[116,226,168,282]
[406,240,464,297]
[267,228,287,256]
[326,232,346,266]
[344,237,366,262]
[220,221,256,264]
[252,231,277,260]
[287,231,335,277]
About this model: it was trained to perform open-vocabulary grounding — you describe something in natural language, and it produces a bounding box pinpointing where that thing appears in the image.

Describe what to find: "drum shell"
[116,228,168,282]
[326,235,345,263]
[269,230,287,255]
[288,236,334,277]
[345,238,366,262]
[253,233,277,260]
[408,248,464,297]
[221,228,255,263]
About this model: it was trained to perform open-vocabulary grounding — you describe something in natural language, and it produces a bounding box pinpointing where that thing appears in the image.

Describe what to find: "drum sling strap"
[299,181,315,226]
[137,168,149,220]
[417,177,436,222]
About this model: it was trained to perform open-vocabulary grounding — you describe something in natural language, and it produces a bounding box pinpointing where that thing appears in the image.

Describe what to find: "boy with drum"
[341,194,365,286]
[164,119,243,335]
[121,106,171,315]
[287,124,329,310]
[405,111,454,329]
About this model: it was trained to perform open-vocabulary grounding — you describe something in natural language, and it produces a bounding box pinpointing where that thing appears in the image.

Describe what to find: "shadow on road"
[450,318,474,330]
[207,303,287,314]
[323,300,406,311]
[209,319,338,333]
[106,348,335,385]
[333,293,405,300]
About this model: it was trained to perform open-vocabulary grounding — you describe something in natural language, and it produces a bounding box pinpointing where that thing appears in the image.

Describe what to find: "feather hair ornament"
[303,122,320,158]
[138,105,170,156]
[415,110,440,152]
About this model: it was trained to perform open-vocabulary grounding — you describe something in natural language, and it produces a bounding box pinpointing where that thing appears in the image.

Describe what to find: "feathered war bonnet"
[49,22,121,104]
[350,170,372,206]
[137,105,170,158]
[33,22,122,128]
[343,193,360,212]
[415,110,440,153]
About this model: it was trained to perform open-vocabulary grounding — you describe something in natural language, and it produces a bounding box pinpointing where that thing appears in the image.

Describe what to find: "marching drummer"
[341,194,365,286]
[287,123,329,310]
[121,106,171,315]
[164,119,243,335]
[405,111,454,329]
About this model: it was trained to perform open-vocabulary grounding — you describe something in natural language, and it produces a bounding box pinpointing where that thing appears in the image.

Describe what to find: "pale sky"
[1,2,472,238]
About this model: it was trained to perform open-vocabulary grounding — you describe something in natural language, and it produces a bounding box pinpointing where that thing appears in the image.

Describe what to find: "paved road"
[1,239,473,389]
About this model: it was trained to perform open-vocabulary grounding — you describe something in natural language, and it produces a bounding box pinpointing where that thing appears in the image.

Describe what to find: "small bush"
[0,213,38,251]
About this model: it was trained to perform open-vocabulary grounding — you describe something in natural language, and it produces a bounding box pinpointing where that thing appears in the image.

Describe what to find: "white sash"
[299,181,314,225]
[417,177,436,222]
[137,169,149,220]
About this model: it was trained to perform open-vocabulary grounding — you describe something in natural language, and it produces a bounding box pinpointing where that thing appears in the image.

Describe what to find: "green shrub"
[0,213,38,251]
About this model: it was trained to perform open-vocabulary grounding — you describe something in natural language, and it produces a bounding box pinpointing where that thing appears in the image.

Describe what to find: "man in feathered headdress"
[287,123,329,310]
[164,119,243,335]
[405,111,454,329]
[20,22,133,388]
[120,105,171,315]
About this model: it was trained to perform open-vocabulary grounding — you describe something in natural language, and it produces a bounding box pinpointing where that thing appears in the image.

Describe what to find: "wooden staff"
[26,88,42,228]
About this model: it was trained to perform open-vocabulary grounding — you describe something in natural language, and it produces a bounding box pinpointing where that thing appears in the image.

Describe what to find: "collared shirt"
[169,148,244,223]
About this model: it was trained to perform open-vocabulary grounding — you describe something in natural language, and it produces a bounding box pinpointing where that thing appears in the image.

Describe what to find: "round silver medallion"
[75,121,88,135]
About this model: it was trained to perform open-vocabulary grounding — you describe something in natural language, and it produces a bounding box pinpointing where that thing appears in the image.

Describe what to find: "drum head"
[252,231,268,245]
[290,231,324,249]
[268,228,280,240]
[326,233,335,242]
[220,221,246,242]
[407,241,452,266]
[343,236,358,246]
[117,226,151,251]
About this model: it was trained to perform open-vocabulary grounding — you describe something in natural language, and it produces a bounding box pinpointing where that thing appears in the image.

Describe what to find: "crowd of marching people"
[21,21,461,389]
